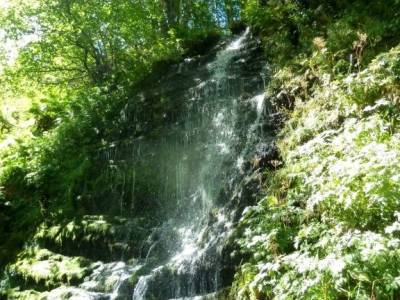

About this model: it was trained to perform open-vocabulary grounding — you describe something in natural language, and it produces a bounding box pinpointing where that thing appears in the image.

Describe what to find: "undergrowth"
[232,1,400,299]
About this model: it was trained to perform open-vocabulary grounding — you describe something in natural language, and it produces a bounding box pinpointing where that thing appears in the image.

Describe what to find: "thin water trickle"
[226,27,250,51]
[132,275,151,300]
[251,93,265,117]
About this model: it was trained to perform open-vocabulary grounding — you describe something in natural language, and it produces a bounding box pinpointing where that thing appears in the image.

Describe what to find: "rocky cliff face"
[1,29,281,300]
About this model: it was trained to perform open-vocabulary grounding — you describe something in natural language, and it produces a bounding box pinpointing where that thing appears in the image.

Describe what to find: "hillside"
[1,1,400,299]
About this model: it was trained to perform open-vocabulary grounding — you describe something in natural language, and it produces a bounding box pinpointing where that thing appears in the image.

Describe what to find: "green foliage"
[5,289,44,300]
[233,1,400,297]
[233,38,400,300]
[242,0,310,64]
[0,0,242,278]
[1,0,182,87]
[242,0,400,68]
[3,247,90,291]
[0,0,242,216]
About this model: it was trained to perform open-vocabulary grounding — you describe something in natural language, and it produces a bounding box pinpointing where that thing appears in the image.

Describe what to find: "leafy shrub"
[233,38,400,300]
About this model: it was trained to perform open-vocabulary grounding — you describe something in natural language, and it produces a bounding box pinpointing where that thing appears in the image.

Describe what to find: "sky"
[0,0,10,9]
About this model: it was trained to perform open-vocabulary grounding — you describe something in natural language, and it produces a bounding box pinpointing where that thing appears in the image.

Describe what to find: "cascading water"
[68,28,278,300]
[128,28,273,300]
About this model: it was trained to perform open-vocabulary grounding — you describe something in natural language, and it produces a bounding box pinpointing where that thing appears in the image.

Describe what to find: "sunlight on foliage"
[233,14,400,299]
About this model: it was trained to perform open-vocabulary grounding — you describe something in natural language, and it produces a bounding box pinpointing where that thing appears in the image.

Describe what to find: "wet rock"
[169,288,231,299]
[34,216,150,262]
[80,261,139,298]
[44,287,109,300]
[5,247,91,292]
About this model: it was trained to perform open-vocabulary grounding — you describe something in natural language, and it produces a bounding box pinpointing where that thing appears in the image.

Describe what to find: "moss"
[5,289,46,300]
[33,215,149,262]
[129,273,139,287]
[0,200,41,272]
[5,247,91,291]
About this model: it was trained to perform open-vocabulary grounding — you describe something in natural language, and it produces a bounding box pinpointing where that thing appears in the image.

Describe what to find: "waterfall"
[59,27,277,300]
[128,28,271,300]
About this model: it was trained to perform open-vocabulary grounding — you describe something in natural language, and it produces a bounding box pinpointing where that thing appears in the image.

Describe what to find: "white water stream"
[131,27,264,300]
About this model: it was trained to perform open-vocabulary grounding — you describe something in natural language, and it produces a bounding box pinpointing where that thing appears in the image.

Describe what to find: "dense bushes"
[232,1,400,299]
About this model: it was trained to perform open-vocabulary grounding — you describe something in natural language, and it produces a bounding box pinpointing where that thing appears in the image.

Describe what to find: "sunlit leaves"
[234,38,400,300]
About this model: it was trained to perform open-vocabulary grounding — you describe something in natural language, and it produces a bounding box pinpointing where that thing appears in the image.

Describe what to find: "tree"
[1,0,184,90]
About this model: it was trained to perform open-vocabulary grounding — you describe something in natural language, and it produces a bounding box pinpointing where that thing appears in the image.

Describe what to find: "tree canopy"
[0,0,242,89]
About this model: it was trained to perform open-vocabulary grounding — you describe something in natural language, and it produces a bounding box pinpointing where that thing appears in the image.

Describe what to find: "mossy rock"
[5,247,91,291]
[6,286,109,300]
[5,289,45,300]
[34,215,150,262]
